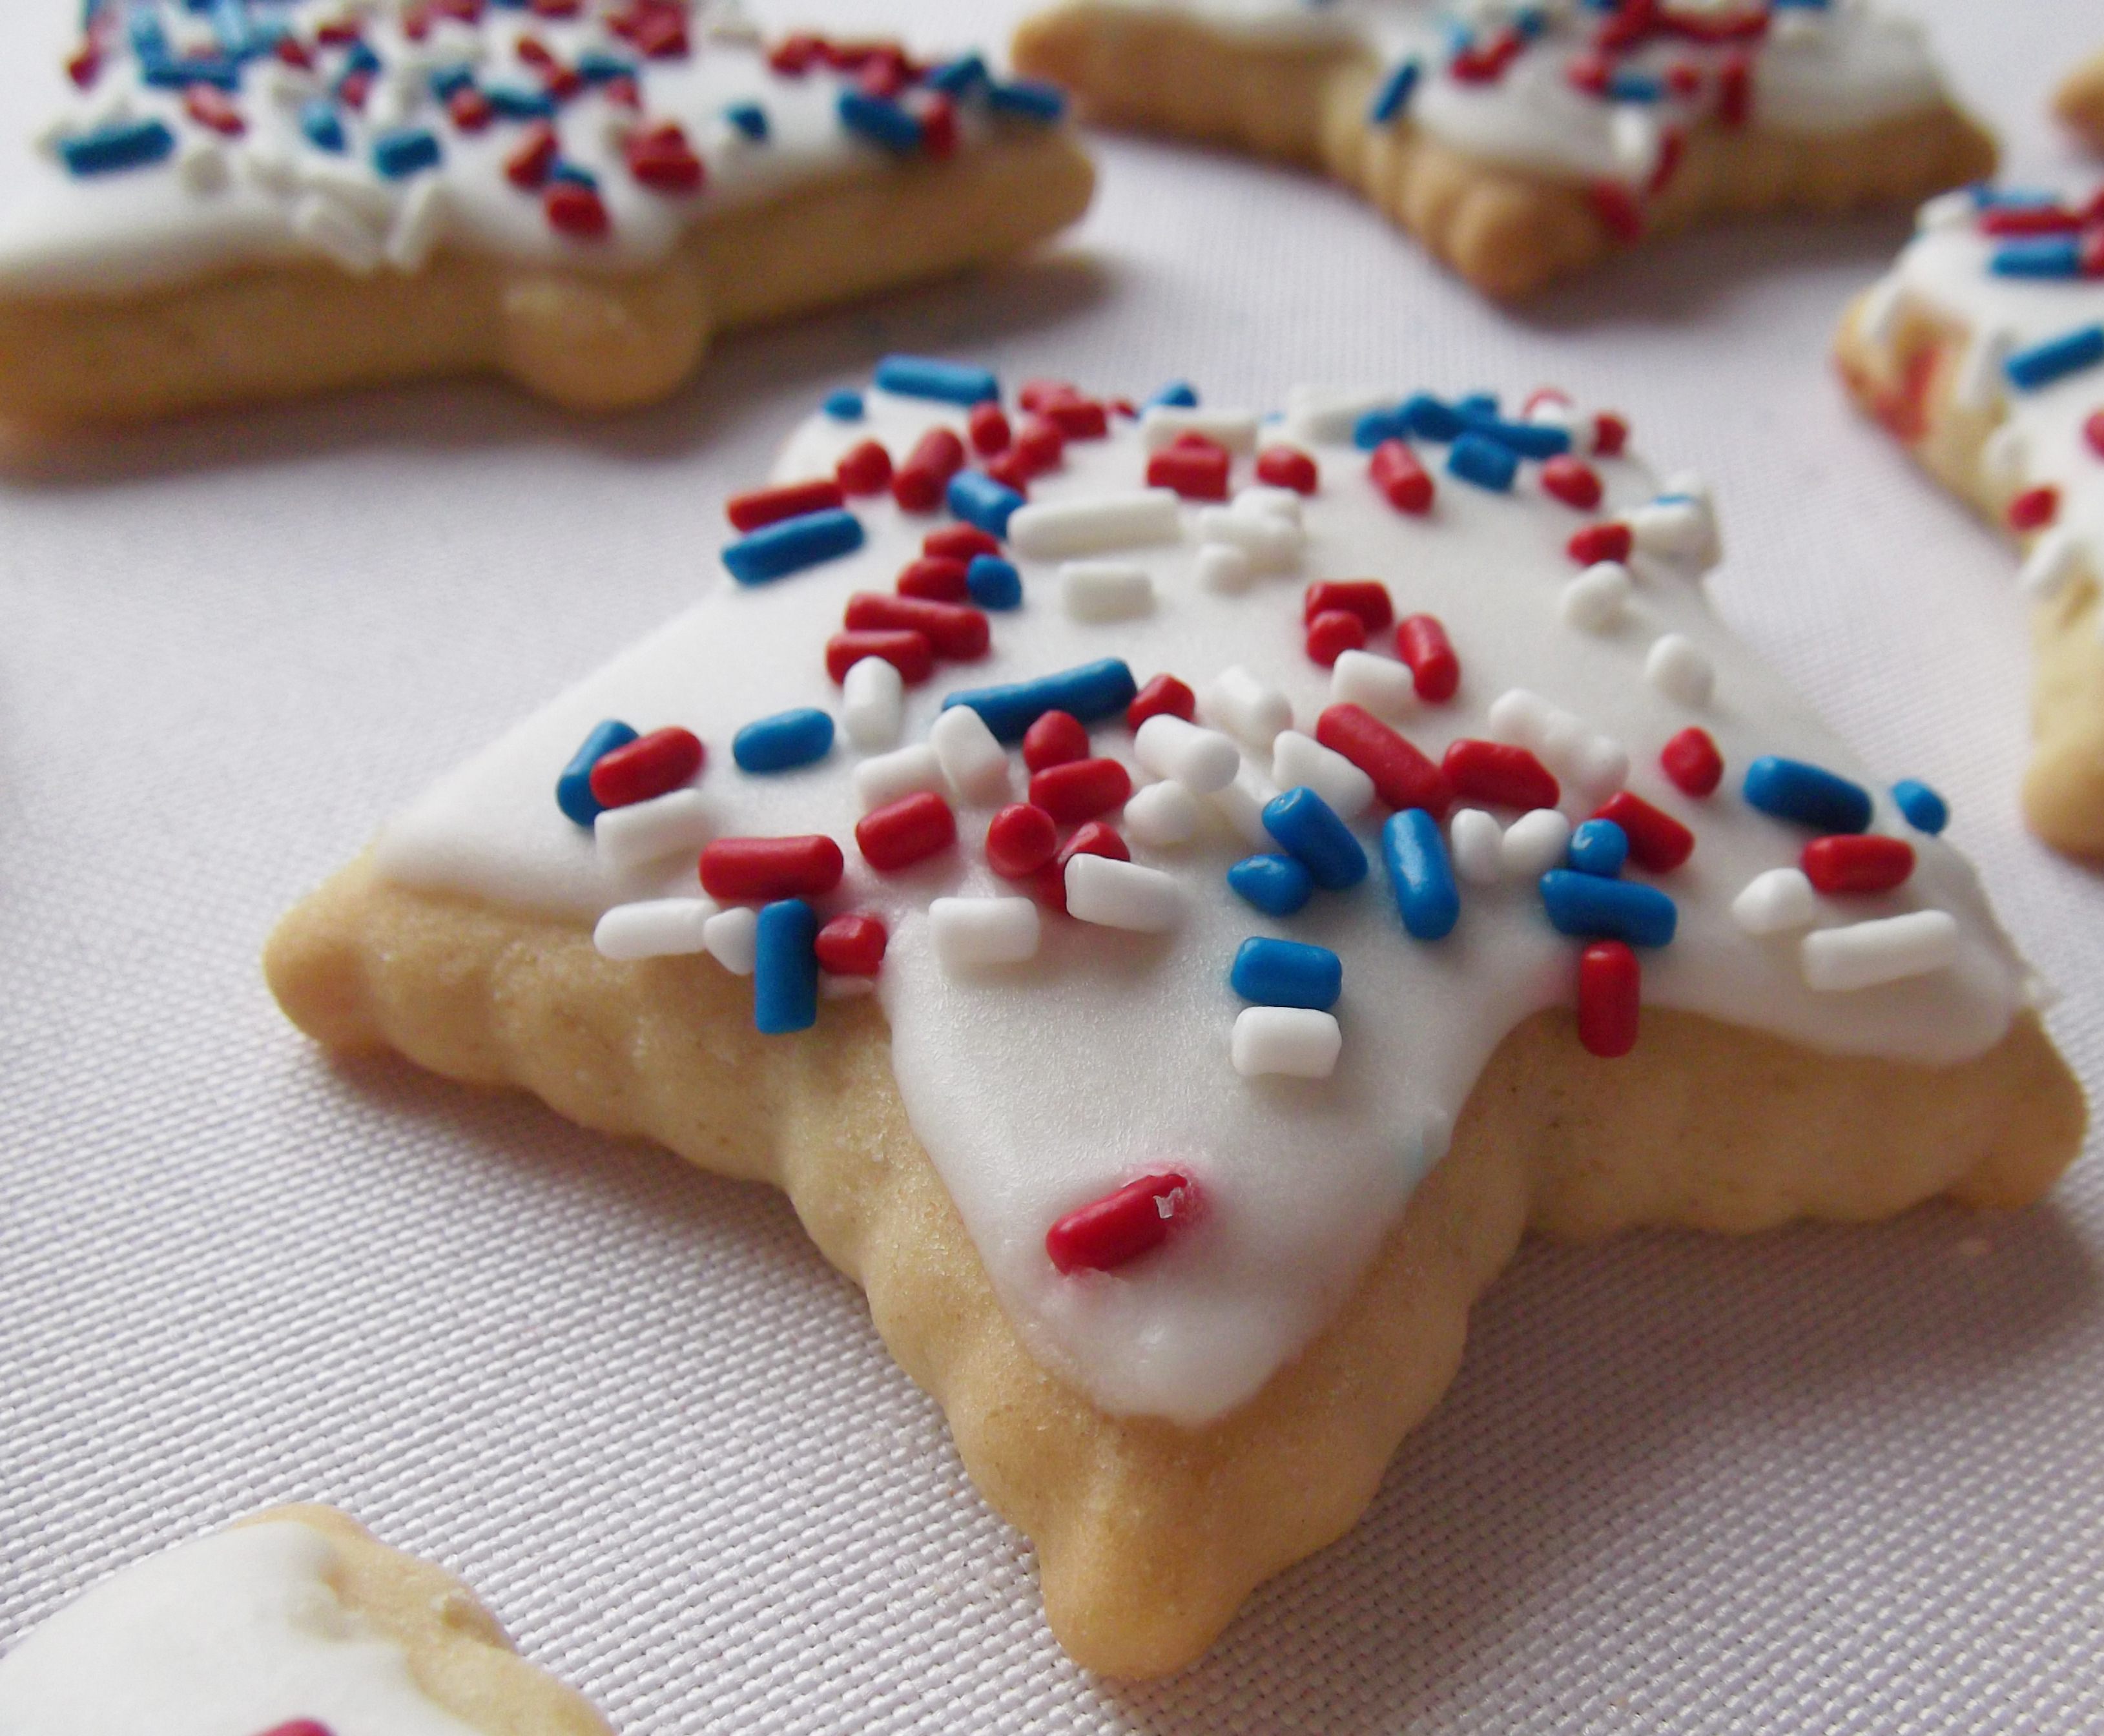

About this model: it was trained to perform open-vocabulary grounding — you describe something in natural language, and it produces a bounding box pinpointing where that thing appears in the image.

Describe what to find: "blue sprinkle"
[1381,809,1459,940]
[556,719,637,827]
[874,355,1000,405]
[838,88,922,152]
[823,388,865,421]
[946,471,1024,539]
[1263,787,1368,892]
[577,50,637,83]
[548,159,598,189]
[1447,431,1519,492]
[1352,407,1410,450]
[1456,392,1500,417]
[1971,183,2058,209]
[1742,756,1873,834]
[965,554,1022,610]
[1991,238,2083,279]
[1567,819,1629,877]
[428,64,476,101]
[300,101,347,152]
[734,708,834,774]
[146,51,238,88]
[127,10,167,58]
[1458,409,1571,459]
[942,659,1138,742]
[1231,936,1343,1011]
[1368,57,1419,125]
[725,100,769,140]
[1539,870,1677,947]
[722,508,865,584]
[485,85,557,119]
[1227,853,1315,918]
[1146,380,1199,409]
[1892,779,1950,836]
[57,118,175,176]
[986,79,1067,121]
[343,39,382,75]
[1400,392,1465,442]
[372,128,441,179]
[1606,70,1663,102]
[926,54,989,96]
[754,900,820,1034]
[2005,326,2104,391]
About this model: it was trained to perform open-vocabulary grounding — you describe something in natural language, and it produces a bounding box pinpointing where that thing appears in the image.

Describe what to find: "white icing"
[370,378,2028,1427]
[0,1,1040,296]
[0,1520,481,1736]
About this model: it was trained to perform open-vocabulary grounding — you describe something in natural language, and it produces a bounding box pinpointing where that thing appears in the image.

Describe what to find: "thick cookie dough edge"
[1835,289,2104,858]
[263,856,2085,1679]
[231,1504,612,1735]
[2052,48,2104,154]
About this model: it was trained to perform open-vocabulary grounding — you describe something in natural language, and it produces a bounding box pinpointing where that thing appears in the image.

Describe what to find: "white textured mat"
[5,2,2104,1730]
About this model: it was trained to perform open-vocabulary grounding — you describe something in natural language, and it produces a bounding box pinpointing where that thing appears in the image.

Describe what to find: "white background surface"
[5,2,2104,1730]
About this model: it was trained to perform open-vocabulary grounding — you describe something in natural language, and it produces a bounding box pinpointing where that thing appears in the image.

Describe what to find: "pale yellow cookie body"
[2054,47,2104,154]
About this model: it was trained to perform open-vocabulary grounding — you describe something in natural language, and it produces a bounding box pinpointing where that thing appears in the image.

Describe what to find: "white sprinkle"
[1567,732,1630,803]
[1283,385,1388,446]
[1917,189,1974,231]
[1232,1006,1342,1079]
[593,898,717,961]
[594,787,714,873]
[1800,910,1960,992]
[1501,809,1571,880]
[1272,730,1374,819]
[1209,765,1279,848]
[1008,490,1182,559]
[1627,497,1718,569]
[854,743,948,812]
[1134,714,1241,793]
[1609,105,1660,177]
[703,907,758,975]
[929,703,1012,803]
[1561,561,1632,632]
[386,177,450,272]
[1487,687,1557,748]
[1328,649,1417,718]
[1489,688,1626,800]
[1140,407,1260,454]
[1196,542,1255,593]
[298,156,396,223]
[930,896,1041,968]
[1193,505,1302,574]
[2019,528,2088,601]
[1981,422,2029,491]
[1771,6,1822,43]
[1233,484,1303,526]
[1123,779,1204,847]
[291,192,382,274]
[821,973,876,999]
[1857,274,1908,347]
[240,141,300,196]
[841,656,904,750]
[1061,560,1155,623]
[1955,326,2016,412]
[1645,634,1715,708]
[1523,392,1575,430]
[1066,854,1184,931]
[1201,665,1294,751]
[1732,867,1819,935]
[176,137,228,196]
[1449,809,1505,885]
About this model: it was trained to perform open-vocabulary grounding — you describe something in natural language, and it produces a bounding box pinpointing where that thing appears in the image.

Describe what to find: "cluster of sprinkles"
[554,355,1965,1286]
[38,0,1063,267]
[1365,0,1873,238]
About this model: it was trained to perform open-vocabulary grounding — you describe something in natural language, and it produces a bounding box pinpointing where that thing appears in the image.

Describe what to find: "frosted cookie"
[1835,184,2104,856]
[0,4,1092,428]
[2056,47,2104,154]
[0,1504,610,1734]
[1010,0,1994,301]
[266,358,2085,1677]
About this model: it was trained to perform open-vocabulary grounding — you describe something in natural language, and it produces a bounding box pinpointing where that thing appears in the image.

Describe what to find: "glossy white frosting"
[0,1520,480,1735]
[372,375,2028,1426]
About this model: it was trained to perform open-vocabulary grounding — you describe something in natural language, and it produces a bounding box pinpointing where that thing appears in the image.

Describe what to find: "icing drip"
[372,376,2027,1426]
[0,1521,481,1736]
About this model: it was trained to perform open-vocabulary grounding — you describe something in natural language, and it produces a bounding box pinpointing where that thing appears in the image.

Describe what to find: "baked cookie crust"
[2054,47,2104,154]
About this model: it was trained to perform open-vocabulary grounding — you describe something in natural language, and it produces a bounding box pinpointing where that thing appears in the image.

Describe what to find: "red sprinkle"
[1569,521,1634,564]
[1659,726,1724,798]
[65,43,99,87]
[700,834,843,900]
[814,913,887,975]
[895,555,969,601]
[835,439,892,496]
[1013,418,1066,475]
[1979,204,2083,236]
[1578,941,1640,1059]
[825,629,932,685]
[843,593,989,661]
[1045,1172,1197,1275]
[1305,609,1368,667]
[1022,709,1091,771]
[985,803,1060,878]
[1716,55,1750,128]
[1035,395,1108,440]
[1591,790,1694,873]
[1126,673,1197,730]
[588,726,703,809]
[985,451,1035,493]
[1303,579,1393,632]
[2008,485,2059,532]
[544,180,609,238]
[916,90,958,158]
[967,401,1011,456]
[624,121,702,193]
[925,526,1000,562]
[1369,439,1434,514]
[448,86,493,129]
[1540,453,1604,511]
[891,428,966,512]
[1592,413,1630,459]
[1029,758,1131,824]
[1394,614,1460,702]
[2085,411,2104,459]
[256,1724,336,1736]
[1443,739,1560,811]
[1802,834,1915,895]
[1147,439,1230,501]
[726,479,843,532]
[855,790,956,872]
[183,85,245,136]
[1314,705,1452,818]
[1035,820,1128,911]
[1589,182,1645,243]
[1255,445,1319,493]
[506,123,559,187]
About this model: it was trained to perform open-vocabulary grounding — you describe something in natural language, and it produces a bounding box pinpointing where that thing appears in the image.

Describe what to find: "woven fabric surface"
[4,1,2103,1730]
